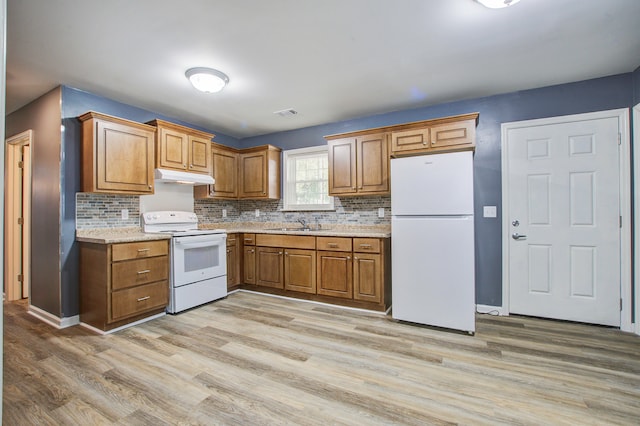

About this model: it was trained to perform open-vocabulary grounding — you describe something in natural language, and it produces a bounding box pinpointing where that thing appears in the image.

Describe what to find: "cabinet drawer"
[256,234,316,249]
[316,237,352,252]
[226,233,238,247]
[353,238,380,253]
[243,233,256,245]
[111,256,168,290]
[112,240,168,261]
[111,281,168,322]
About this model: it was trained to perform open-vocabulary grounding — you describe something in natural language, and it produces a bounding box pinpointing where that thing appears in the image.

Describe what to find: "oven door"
[172,233,227,287]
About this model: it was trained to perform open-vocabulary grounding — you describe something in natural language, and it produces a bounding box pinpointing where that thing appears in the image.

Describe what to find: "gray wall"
[633,65,640,106]
[6,87,63,316]
[241,74,633,306]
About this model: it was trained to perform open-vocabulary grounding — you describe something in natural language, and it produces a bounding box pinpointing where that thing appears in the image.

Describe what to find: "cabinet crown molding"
[323,112,479,140]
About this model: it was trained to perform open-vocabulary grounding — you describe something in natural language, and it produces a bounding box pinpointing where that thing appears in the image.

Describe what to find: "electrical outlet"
[121,209,129,220]
[378,208,385,218]
[222,208,227,218]
[255,209,260,218]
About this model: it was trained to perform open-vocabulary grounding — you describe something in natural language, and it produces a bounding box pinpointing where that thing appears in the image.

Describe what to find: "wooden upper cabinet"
[147,119,213,175]
[327,133,389,196]
[391,127,430,153]
[328,137,357,195]
[194,143,239,200]
[78,111,156,195]
[390,113,479,156]
[238,145,281,199]
[357,133,389,194]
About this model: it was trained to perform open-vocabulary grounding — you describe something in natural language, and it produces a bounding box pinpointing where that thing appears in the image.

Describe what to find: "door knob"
[512,233,527,240]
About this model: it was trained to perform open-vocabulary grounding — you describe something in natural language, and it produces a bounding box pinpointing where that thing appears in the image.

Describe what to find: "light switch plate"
[121,209,129,220]
[255,209,260,218]
[378,208,385,218]
[483,206,497,218]
[222,209,227,218]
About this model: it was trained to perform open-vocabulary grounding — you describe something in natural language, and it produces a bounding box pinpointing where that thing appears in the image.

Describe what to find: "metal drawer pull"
[137,270,151,274]
[244,239,253,243]
[359,244,372,249]
[327,243,339,248]
[137,296,151,302]
[137,248,150,252]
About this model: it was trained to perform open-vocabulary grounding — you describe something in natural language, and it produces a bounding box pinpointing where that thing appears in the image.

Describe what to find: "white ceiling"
[6,0,640,139]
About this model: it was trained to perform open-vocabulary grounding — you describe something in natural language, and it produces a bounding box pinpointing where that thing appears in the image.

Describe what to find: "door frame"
[4,129,33,301]
[501,109,632,332]
[634,103,640,336]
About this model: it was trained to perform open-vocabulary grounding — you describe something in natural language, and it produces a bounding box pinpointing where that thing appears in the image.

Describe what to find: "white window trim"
[282,146,335,212]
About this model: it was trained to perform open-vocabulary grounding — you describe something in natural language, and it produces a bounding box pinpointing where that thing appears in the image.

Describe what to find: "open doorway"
[5,129,32,301]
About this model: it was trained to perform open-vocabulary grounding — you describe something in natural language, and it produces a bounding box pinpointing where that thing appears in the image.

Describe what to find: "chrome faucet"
[297,218,308,229]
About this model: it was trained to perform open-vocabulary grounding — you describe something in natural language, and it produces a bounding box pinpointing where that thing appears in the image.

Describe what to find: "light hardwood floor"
[4,291,640,425]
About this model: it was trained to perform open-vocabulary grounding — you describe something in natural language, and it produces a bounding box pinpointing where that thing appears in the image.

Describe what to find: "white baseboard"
[80,312,166,335]
[476,304,507,316]
[28,305,80,329]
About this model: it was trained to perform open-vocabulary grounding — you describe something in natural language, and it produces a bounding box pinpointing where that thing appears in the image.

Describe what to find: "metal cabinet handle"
[251,249,255,253]
[278,252,283,255]
[285,252,289,256]
[347,256,351,260]
[359,244,372,249]
[354,256,358,260]
[137,269,151,274]
[512,233,527,240]
[137,296,150,302]
[327,243,339,248]
[137,248,150,253]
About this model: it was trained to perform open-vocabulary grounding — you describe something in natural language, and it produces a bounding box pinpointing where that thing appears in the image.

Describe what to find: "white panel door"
[505,116,621,326]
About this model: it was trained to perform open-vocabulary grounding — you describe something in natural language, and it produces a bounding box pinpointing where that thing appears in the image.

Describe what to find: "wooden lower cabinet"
[226,233,241,289]
[237,234,389,311]
[353,253,382,303]
[316,251,353,299]
[284,249,316,294]
[242,233,256,285]
[80,239,170,332]
[256,246,284,289]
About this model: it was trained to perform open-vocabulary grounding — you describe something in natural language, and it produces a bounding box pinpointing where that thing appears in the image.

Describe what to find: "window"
[282,146,334,211]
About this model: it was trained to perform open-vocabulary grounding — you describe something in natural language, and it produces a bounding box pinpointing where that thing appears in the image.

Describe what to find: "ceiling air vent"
[273,108,298,117]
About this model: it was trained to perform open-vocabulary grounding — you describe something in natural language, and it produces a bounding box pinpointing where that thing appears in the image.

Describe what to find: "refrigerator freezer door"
[391,216,475,332]
[391,151,474,216]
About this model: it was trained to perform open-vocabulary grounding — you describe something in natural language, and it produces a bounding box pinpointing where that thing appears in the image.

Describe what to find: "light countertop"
[76,222,390,244]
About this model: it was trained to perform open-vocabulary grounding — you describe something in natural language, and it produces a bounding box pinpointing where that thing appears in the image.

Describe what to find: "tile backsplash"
[76,192,391,229]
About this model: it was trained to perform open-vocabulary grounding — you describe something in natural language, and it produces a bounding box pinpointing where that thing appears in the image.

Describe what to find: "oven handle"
[174,235,226,249]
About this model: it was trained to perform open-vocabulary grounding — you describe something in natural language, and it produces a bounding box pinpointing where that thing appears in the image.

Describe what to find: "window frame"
[281,146,334,211]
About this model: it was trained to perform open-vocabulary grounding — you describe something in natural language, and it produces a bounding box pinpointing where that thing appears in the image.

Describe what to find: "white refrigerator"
[391,151,475,333]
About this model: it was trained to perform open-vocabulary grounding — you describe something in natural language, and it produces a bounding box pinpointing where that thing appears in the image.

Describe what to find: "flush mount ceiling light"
[185,67,229,93]
[476,0,521,8]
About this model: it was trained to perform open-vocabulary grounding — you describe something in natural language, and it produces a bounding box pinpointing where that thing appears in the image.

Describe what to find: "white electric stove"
[142,211,227,313]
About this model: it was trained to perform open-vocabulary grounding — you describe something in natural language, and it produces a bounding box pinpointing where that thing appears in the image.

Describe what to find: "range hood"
[154,168,214,185]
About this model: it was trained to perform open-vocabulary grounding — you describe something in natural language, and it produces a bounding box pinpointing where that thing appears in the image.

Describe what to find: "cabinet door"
[188,135,211,174]
[158,127,188,170]
[357,133,389,194]
[239,151,267,198]
[317,251,352,299]
[284,249,316,294]
[212,147,238,198]
[256,247,283,288]
[353,253,382,303]
[226,244,240,289]
[243,246,256,284]
[430,119,475,151]
[328,137,357,196]
[390,128,430,154]
[95,119,155,194]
